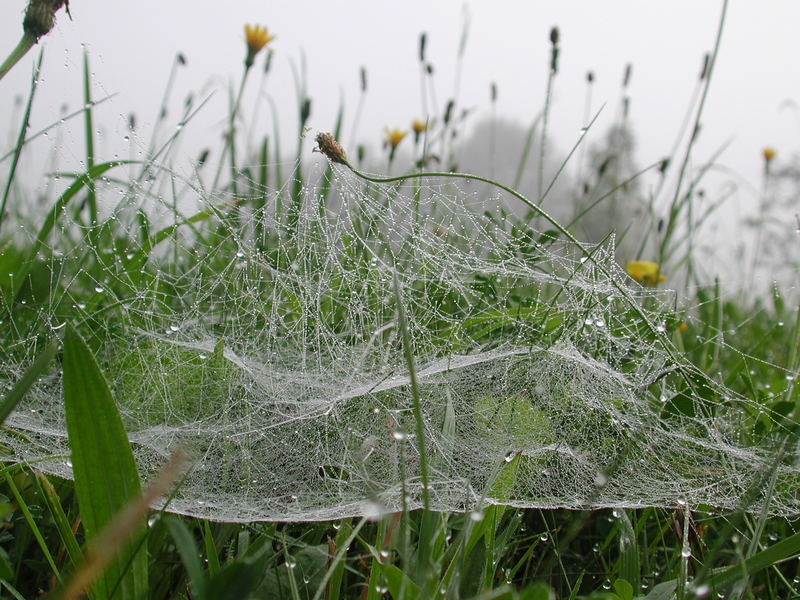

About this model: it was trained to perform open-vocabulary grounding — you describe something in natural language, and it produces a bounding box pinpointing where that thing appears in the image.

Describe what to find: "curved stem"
[0,33,36,82]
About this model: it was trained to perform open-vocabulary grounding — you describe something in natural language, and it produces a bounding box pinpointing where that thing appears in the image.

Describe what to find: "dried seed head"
[315,133,348,165]
[622,63,633,88]
[300,98,312,126]
[443,100,455,126]
[699,53,710,81]
[24,0,69,39]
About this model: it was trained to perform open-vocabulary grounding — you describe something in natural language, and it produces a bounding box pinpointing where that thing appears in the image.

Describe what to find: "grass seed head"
[315,133,349,166]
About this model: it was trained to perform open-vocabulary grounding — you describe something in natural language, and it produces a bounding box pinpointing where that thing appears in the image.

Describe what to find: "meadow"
[1,2,800,599]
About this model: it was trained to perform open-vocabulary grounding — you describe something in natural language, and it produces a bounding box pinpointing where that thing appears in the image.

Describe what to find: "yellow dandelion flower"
[384,128,408,150]
[244,24,275,68]
[412,119,428,135]
[626,261,666,285]
[762,147,776,163]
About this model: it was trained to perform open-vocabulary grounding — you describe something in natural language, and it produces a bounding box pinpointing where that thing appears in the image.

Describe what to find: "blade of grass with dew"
[0,51,42,229]
[324,519,352,600]
[255,136,270,249]
[81,50,98,232]
[0,338,57,425]
[33,471,84,573]
[202,521,222,577]
[62,323,147,600]
[165,517,208,600]
[2,467,62,584]
[616,510,640,592]
[268,97,284,225]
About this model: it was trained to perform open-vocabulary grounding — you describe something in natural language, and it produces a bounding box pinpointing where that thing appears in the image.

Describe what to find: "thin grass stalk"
[657,0,729,269]
[0,51,42,230]
[391,272,431,511]
[81,51,98,233]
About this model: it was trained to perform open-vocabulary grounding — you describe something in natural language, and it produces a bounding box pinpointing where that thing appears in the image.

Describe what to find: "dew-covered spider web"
[1,161,799,522]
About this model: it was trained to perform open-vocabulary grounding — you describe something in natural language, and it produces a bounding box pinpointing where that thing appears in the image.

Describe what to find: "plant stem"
[0,33,36,82]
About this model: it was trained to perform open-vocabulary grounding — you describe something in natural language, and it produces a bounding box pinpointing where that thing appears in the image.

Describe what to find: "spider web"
[1,161,797,522]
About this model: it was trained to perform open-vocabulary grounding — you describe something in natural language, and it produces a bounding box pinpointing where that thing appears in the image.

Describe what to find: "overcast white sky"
[2,1,800,256]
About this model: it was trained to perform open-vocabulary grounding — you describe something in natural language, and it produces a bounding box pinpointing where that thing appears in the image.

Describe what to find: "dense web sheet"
[1,164,798,522]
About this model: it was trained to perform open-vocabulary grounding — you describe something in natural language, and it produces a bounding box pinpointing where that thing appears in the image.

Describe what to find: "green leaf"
[165,517,208,600]
[613,578,634,600]
[62,324,147,600]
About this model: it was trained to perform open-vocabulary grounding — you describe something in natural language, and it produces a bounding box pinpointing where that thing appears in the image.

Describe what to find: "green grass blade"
[0,338,57,425]
[82,49,98,229]
[2,468,61,582]
[0,51,42,228]
[34,471,84,571]
[202,520,222,576]
[62,324,147,600]
[165,516,208,600]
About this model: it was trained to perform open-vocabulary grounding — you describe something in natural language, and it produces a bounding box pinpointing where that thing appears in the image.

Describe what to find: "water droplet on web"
[602,580,611,590]
[379,549,390,560]
[94,286,104,293]
[504,451,516,462]
[656,323,666,333]
[469,510,484,522]
[123,135,130,142]
[65,459,73,468]
[169,324,180,332]
[580,256,588,263]
[392,431,407,441]
[681,547,692,558]
[332,522,340,530]
[285,558,296,569]
[148,515,158,527]
[198,354,207,360]
[594,472,607,487]
[540,533,548,542]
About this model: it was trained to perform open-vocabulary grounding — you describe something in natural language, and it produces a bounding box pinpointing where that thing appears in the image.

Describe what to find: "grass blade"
[165,517,208,600]
[0,51,42,228]
[62,324,147,600]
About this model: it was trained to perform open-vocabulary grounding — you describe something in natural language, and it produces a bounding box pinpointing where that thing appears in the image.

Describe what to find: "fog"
[2,0,800,288]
